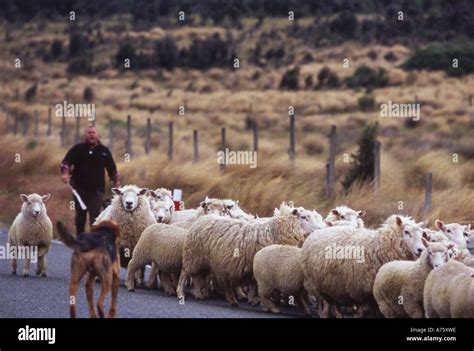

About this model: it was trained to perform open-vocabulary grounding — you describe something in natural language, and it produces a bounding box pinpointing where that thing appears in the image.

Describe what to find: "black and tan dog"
[56,220,120,318]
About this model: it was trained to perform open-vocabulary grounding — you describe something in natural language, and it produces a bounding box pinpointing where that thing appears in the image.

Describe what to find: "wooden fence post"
[253,122,259,152]
[34,110,39,138]
[5,112,10,134]
[13,115,18,135]
[47,107,52,136]
[22,114,28,136]
[193,129,198,163]
[424,172,433,214]
[220,127,226,171]
[374,141,381,191]
[126,114,132,156]
[289,113,295,161]
[145,117,151,154]
[325,125,337,198]
[168,122,173,160]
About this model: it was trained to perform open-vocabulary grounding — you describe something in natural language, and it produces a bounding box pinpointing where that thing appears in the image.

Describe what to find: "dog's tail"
[56,221,82,250]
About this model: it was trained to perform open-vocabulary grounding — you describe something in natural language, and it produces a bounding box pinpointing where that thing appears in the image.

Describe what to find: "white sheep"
[148,194,173,223]
[373,241,452,318]
[301,215,426,317]
[253,245,311,315]
[8,193,52,277]
[170,197,229,229]
[324,205,366,228]
[177,203,307,306]
[125,223,188,295]
[93,185,156,270]
[434,219,470,246]
[223,199,254,220]
[424,259,474,318]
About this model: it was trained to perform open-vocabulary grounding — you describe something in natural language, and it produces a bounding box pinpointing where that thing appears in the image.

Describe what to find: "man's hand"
[61,173,70,184]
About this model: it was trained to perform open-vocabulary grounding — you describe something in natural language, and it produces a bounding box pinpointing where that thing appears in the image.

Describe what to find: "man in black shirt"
[60,126,120,234]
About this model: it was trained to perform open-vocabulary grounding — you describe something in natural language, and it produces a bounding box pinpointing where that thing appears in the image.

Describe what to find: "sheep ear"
[138,188,148,196]
[148,190,157,198]
[422,237,429,248]
[20,194,29,202]
[358,210,366,217]
[200,201,207,208]
[395,216,403,227]
[292,209,298,216]
[435,220,445,231]
[465,224,471,232]
[325,220,333,227]
[42,194,51,202]
[331,209,340,216]
[422,231,428,240]
[111,188,122,196]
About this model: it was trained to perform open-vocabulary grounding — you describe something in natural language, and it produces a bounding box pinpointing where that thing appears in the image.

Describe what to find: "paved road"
[0,229,304,318]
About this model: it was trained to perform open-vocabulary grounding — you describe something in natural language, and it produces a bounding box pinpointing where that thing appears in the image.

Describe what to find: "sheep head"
[20,193,50,218]
[435,220,469,246]
[112,185,148,212]
[392,215,426,258]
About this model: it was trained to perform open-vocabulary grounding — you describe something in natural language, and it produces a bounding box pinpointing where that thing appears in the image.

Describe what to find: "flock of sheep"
[7,185,474,318]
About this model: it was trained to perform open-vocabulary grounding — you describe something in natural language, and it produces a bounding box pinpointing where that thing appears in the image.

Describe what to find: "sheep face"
[151,200,172,223]
[20,193,50,218]
[200,198,228,217]
[296,208,325,234]
[112,186,148,212]
[396,216,426,257]
[223,199,253,220]
[435,220,470,246]
[153,188,174,208]
[325,206,365,228]
[427,242,452,269]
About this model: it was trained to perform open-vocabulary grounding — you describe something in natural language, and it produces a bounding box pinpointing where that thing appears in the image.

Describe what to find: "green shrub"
[346,65,389,89]
[402,44,474,76]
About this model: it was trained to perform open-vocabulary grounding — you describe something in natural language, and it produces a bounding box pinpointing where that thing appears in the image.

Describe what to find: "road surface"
[0,228,305,318]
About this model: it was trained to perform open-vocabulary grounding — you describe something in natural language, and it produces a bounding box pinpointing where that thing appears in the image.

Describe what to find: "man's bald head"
[84,126,99,146]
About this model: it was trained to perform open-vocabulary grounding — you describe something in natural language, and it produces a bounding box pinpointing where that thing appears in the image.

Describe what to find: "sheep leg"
[136,267,145,287]
[176,270,188,301]
[296,290,311,316]
[236,286,247,301]
[247,284,260,306]
[125,256,144,292]
[404,301,424,319]
[191,275,208,299]
[159,271,177,295]
[223,283,239,307]
[22,256,30,277]
[259,287,280,314]
[97,273,112,318]
[11,256,17,275]
[146,262,159,289]
[85,273,97,318]
[318,299,330,318]
[109,271,119,318]
[36,255,47,277]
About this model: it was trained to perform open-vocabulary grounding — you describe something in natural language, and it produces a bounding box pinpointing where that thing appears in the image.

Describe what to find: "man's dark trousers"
[73,190,103,235]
